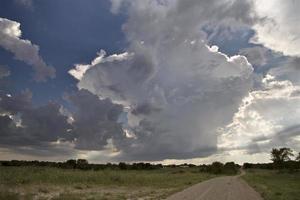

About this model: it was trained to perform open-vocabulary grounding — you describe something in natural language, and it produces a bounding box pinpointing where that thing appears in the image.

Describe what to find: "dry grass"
[0,166,217,199]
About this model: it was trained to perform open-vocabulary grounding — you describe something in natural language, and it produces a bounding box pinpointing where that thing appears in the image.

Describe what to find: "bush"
[118,162,127,170]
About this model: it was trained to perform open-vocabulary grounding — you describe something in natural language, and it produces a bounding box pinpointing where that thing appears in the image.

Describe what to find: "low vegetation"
[0,165,223,200]
[242,169,300,200]
[2,147,298,199]
[0,159,240,199]
[242,147,300,200]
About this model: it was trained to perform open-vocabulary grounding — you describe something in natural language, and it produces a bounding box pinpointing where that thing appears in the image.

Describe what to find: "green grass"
[242,169,300,200]
[0,166,217,199]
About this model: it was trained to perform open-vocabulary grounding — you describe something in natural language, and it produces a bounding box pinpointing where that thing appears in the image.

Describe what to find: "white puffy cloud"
[0,18,55,81]
[69,50,133,80]
[219,75,300,156]
[251,0,300,56]
[243,1,300,156]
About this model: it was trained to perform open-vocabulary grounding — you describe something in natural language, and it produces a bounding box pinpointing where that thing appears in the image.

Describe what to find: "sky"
[0,0,300,164]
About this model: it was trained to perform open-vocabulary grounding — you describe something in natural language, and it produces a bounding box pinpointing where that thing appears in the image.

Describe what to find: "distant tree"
[118,162,127,170]
[243,163,253,169]
[296,152,300,162]
[65,159,77,169]
[210,162,224,174]
[77,159,88,165]
[271,148,294,166]
[223,162,239,174]
[77,159,89,170]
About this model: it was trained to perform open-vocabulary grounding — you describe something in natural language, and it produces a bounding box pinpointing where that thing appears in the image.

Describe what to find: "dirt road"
[166,174,263,200]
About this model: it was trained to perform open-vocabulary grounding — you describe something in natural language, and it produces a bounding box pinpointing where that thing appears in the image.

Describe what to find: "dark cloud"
[0,115,20,141]
[128,53,155,83]
[131,103,161,115]
[0,88,73,160]
[272,125,300,144]
[0,89,128,157]
[249,125,300,148]
[243,125,300,155]
[0,91,72,147]
[239,46,270,67]
[288,57,300,70]
[66,89,125,151]
[0,89,32,114]
[269,56,300,85]
[21,103,73,143]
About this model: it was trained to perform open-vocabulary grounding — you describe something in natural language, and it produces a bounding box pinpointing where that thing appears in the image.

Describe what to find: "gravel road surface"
[166,174,263,200]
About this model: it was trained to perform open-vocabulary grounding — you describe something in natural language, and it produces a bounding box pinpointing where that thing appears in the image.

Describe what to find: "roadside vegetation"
[3,147,299,200]
[0,160,238,200]
[243,169,300,200]
[242,147,300,200]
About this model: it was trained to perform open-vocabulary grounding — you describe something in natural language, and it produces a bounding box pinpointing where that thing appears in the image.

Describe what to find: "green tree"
[65,159,77,169]
[271,148,294,165]
[118,162,127,170]
[77,159,89,170]
[210,162,224,174]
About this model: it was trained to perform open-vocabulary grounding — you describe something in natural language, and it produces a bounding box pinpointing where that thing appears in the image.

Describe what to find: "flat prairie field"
[242,169,300,200]
[0,166,217,200]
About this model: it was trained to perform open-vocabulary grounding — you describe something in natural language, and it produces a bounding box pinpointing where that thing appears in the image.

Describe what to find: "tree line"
[2,147,298,172]
[0,159,164,170]
[244,147,300,170]
[0,159,239,173]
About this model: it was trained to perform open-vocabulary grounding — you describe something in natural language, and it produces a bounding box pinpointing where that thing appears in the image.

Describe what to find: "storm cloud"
[0,90,71,148]
[70,0,256,161]
[66,89,125,151]
[0,89,126,157]
[2,0,300,163]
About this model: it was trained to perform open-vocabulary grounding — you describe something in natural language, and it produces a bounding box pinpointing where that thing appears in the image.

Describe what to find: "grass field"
[242,169,300,200]
[0,166,217,200]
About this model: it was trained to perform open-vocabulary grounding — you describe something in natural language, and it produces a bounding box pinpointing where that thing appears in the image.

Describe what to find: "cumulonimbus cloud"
[0,18,55,81]
[2,0,300,162]
[69,0,255,161]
